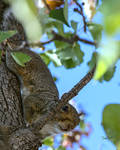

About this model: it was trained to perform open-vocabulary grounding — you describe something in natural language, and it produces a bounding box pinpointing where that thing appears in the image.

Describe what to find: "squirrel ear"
[61,105,69,112]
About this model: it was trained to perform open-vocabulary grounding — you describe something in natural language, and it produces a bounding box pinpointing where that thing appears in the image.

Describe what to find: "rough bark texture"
[0,62,23,127]
[0,61,23,149]
[0,61,41,150]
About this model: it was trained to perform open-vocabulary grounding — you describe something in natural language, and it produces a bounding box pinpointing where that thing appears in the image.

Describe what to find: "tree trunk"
[0,61,41,150]
[0,2,42,149]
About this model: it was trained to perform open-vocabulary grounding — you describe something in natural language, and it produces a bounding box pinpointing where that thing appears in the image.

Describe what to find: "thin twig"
[29,31,96,48]
[75,35,96,46]
[73,2,87,32]
[30,38,54,47]
[31,66,96,132]
[53,31,96,45]
[52,31,74,44]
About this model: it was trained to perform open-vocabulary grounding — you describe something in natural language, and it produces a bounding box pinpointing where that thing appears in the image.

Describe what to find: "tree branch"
[59,66,96,104]
[73,1,87,32]
[29,31,96,48]
[74,35,96,46]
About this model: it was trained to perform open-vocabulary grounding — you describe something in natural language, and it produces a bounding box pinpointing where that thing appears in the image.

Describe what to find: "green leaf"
[79,120,86,131]
[87,52,97,70]
[0,30,17,43]
[87,51,116,82]
[45,51,61,67]
[49,8,69,26]
[56,146,66,150]
[52,21,64,35]
[56,43,84,68]
[94,40,119,80]
[102,104,120,146]
[40,50,61,67]
[103,66,116,81]
[73,43,84,64]
[11,52,31,67]
[88,52,116,82]
[38,8,64,37]
[40,53,51,66]
[63,0,68,23]
[71,21,77,33]
[54,32,74,48]
[101,0,120,35]
[87,22,103,47]
[61,58,77,68]
[104,13,120,35]
[53,76,58,82]
[43,137,54,147]
[99,66,116,82]
[55,41,70,49]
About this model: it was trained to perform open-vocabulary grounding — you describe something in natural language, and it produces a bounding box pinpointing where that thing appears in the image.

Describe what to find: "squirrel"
[6,49,80,140]
[2,5,80,140]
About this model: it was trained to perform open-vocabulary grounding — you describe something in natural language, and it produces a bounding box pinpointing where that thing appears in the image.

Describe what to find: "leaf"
[104,13,120,35]
[102,104,120,146]
[101,0,120,35]
[103,66,116,81]
[99,66,116,82]
[51,21,64,35]
[11,52,31,67]
[40,50,61,67]
[55,41,70,49]
[43,137,54,147]
[94,40,120,80]
[45,51,61,67]
[45,20,64,39]
[87,22,103,47]
[71,21,77,33]
[40,53,51,66]
[88,52,115,82]
[87,52,97,70]
[73,43,84,64]
[79,120,86,131]
[61,58,77,68]
[56,43,84,68]
[49,8,69,26]
[0,30,17,43]
[53,76,58,82]
[63,0,68,23]
[56,146,66,150]
[38,8,64,37]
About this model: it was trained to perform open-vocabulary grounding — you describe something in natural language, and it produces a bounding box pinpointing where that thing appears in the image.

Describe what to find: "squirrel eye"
[62,105,69,112]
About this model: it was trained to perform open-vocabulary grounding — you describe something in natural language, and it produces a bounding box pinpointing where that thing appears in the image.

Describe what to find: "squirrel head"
[55,103,80,131]
[39,103,80,139]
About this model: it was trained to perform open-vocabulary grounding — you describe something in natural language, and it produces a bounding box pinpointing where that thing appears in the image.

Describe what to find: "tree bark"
[0,61,41,150]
